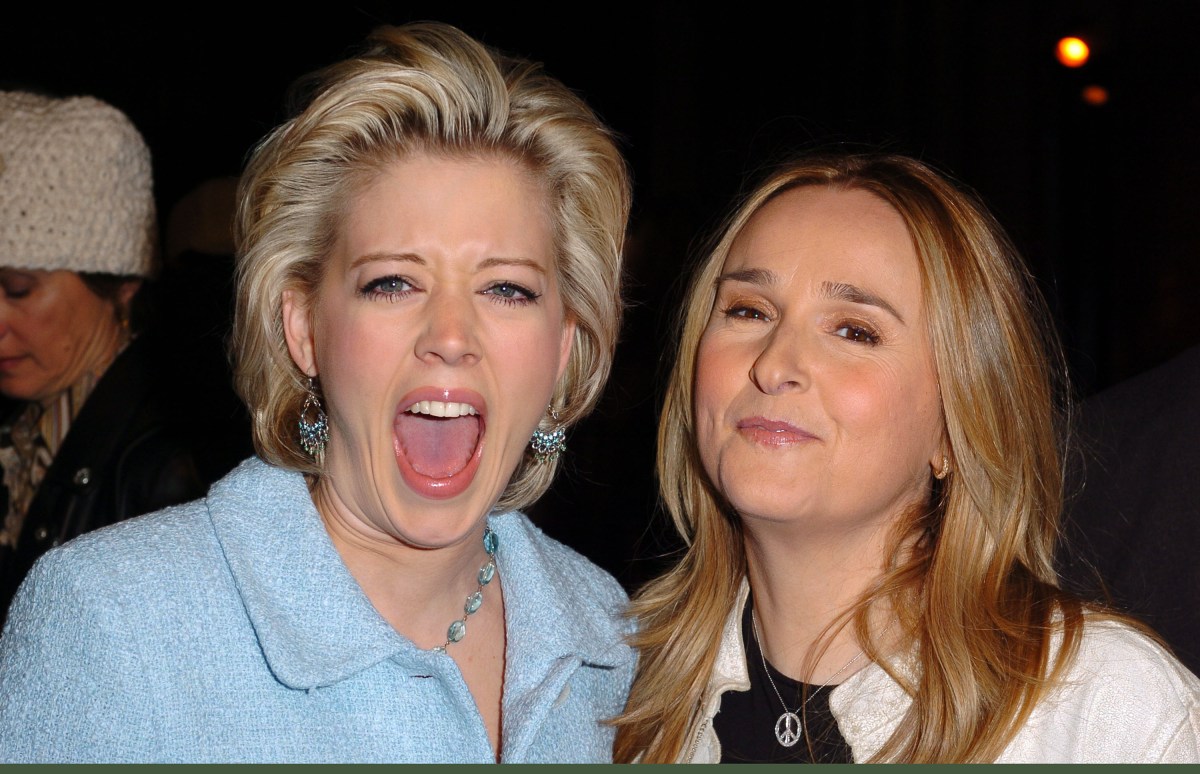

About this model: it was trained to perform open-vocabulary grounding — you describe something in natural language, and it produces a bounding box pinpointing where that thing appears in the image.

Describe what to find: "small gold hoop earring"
[934,455,951,480]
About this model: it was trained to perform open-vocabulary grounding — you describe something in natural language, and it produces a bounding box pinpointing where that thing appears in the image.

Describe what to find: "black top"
[713,598,853,763]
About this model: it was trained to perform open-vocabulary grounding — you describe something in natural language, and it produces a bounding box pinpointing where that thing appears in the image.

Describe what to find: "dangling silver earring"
[529,406,566,464]
[934,454,951,480]
[298,377,329,463]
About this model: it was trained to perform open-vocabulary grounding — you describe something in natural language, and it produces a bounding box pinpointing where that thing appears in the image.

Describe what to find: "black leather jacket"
[0,338,206,621]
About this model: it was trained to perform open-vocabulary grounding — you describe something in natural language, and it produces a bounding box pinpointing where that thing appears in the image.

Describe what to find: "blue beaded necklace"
[433,526,498,653]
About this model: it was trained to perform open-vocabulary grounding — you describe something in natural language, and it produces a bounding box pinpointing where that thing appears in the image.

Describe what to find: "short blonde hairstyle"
[232,22,630,510]
[615,153,1106,762]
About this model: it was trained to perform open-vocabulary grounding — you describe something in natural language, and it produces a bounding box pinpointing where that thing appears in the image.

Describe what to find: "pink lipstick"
[736,416,818,446]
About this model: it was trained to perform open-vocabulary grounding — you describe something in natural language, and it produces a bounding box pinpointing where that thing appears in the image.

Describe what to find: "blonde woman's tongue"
[394,413,481,477]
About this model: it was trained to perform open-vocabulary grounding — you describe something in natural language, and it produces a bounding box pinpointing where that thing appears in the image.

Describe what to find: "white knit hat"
[0,92,157,277]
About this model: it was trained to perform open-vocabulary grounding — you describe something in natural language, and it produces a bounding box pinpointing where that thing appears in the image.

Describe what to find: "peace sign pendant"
[774,710,803,747]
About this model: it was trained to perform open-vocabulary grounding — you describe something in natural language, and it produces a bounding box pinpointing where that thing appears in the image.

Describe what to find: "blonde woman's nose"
[415,292,481,366]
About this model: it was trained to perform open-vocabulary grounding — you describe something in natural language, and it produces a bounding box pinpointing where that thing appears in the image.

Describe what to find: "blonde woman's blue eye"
[484,282,539,304]
[359,276,413,298]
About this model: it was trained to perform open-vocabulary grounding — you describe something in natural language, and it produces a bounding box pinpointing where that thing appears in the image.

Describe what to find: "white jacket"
[683,582,1200,763]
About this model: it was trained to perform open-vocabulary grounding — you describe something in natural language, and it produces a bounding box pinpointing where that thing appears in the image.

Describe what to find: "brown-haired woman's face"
[693,186,944,536]
[0,269,125,404]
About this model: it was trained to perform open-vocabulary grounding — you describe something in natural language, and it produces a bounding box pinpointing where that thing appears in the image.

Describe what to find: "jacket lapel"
[205,457,425,688]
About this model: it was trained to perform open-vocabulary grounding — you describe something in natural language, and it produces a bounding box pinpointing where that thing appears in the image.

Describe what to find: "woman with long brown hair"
[614,152,1200,763]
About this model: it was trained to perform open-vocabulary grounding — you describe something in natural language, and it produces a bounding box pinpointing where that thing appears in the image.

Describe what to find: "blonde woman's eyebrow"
[347,253,546,275]
[715,267,778,287]
[477,256,547,275]
[348,252,425,270]
[821,281,905,324]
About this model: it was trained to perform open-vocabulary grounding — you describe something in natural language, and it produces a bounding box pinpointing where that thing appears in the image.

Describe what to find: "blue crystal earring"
[298,377,329,463]
[529,406,566,464]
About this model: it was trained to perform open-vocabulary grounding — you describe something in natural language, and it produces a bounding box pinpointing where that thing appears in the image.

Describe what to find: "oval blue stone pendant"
[434,526,499,652]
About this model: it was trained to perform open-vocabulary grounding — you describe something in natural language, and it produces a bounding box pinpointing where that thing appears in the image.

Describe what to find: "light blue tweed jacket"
[0,457,635,763]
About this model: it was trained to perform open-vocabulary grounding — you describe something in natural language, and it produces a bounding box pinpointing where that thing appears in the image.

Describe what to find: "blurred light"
[1081,84,1109,106]
[1057,36,1090,67]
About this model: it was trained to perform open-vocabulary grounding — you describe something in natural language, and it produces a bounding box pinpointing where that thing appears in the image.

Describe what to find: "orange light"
[1081,84,1109,106]
[1057,36,1090,67]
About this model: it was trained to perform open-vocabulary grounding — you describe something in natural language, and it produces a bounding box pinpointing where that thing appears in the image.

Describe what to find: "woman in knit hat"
[0,91,204,618]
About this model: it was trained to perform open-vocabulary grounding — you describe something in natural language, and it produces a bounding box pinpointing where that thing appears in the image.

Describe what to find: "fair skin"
[694,186,945,684]
[0,269,138,405]
[283,153,574,757]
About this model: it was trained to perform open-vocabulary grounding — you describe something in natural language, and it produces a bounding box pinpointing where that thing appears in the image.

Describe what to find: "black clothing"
[0,338,206,621]
[713,599,853,764]
[1060,344,1200,677]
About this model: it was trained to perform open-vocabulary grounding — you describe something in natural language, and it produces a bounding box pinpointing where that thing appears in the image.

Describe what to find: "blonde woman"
[0,22,632,762]
[614,153,1200,763]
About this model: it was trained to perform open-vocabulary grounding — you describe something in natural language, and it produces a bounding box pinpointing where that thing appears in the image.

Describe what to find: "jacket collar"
[490,510,634,699]
[826,648,914,760]
[206,457,417,689]
[205,457,632,691]
[708,579,752,696]
[684,580,752,763]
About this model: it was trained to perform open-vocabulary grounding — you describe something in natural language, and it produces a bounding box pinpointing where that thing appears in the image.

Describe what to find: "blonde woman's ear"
[282,289,318,377]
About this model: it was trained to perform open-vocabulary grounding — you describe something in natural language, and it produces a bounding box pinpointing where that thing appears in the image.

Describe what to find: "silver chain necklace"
[750,609,865,748]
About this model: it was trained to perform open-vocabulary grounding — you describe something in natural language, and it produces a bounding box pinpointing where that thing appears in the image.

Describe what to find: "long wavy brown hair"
[613,152,1108,762]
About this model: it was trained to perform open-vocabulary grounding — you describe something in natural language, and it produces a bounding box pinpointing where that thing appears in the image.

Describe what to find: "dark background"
[6,2,1199,589]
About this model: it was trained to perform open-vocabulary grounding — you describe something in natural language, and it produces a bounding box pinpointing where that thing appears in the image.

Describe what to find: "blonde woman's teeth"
[407,400,479,418]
